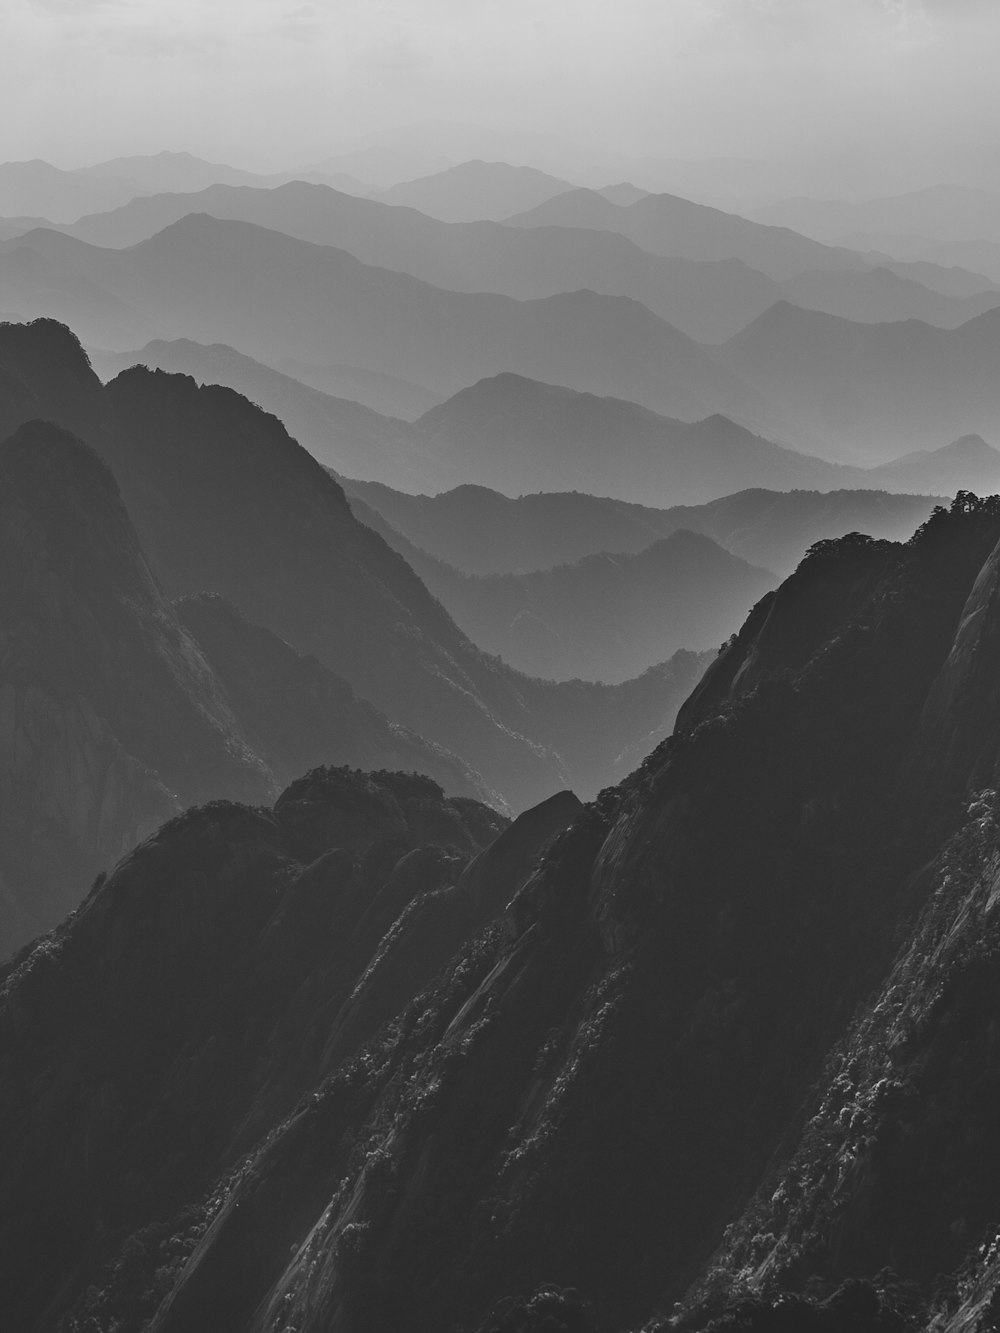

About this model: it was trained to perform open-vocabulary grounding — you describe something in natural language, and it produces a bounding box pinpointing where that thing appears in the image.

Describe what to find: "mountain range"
[0,217,782,428]
[344,477,942,577]
[8,178,996,343]
[8,492,1000,1331]
[348,493,777,682]
[0,317,716,942]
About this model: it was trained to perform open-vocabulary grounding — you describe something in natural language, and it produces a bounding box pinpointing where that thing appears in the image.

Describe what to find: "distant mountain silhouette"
[780,264,1000,327]
[75,149,370,196]
[0,158,151,222]
[919,237,1000,284]
[351,518,778,683]
[403,372,847,503]
[345,478,940,578]
[49,180,783,343]
[373,159,576,220]
[91,339,426,486]
[867,433,1000,494]
[752,184,1000,246]
[0,218,781,426]
[0,318,710,810]
[503,186,871,279]
[721,301,1000,462]
[274,357,442,419]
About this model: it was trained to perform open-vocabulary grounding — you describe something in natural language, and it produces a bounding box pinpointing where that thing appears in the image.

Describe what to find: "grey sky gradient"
[2,0,999,179]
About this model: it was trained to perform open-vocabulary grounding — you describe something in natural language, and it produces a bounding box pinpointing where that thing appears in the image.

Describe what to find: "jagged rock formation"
[0,770,586,1333]
[8,498,1000,1331]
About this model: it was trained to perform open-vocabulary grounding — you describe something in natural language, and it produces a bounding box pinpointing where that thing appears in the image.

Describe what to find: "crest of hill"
[721,299,1000,462]
[344,477,941,579]
[49,178,783,344]
[0,158,151,222]
[372,159,576,221]
[502,185,873,280]
[407,371,850,503]
[347,514,779,684]
[752,183,1000,247]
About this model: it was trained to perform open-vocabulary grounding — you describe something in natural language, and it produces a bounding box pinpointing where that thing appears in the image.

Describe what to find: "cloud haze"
[1,0,998,178]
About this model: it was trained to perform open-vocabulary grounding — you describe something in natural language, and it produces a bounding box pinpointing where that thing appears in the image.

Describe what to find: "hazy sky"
[2,0,999,173]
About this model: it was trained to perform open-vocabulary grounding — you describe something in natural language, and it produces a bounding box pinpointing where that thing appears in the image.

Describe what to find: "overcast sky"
[2,0,999,176]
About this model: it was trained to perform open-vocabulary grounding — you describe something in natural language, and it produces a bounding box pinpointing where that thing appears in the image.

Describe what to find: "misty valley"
[6,127,1000,1333]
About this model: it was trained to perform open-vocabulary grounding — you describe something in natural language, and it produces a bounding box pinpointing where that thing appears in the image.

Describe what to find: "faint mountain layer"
[752,184,1000,246]
[345,478,941,578]
[21,179,991,342]
[372,159,577,221]
[720,301,1000,462]
[0,159,152,222]
[503,185,871,280]
[351,515,779,684]
[0,217,782,429]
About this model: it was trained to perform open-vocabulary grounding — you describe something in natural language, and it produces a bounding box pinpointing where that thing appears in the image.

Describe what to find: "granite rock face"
[0,770,588,1333]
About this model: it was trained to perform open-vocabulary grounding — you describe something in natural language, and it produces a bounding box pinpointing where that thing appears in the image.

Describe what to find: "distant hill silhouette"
[75,149,369,196]
[0,218,782,427]
[373,159,576,220]
[403,372,847,503]
[752,184,1000,246]
[503,186,871,279]
[721,301,1000,461]
[350,514,778,683]
[345,479,941,578]
[49,180,783,343]
[91,339,426,486]
[0,158,151,222]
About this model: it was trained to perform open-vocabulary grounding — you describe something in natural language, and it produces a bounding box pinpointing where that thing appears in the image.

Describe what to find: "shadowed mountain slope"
[0,406,492,954]
[10,498,1000,1331]
[90,338,424,486]
[0,420,268,953]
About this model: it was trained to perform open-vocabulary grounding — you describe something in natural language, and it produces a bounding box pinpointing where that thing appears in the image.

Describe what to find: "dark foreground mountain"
[8,495,1000,1331]
[345,477,939,577]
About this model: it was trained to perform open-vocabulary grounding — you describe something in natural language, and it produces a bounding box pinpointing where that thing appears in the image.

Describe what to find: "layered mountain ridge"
[6,492,1000,1330]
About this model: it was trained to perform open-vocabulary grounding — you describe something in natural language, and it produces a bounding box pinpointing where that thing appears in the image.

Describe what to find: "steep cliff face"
[0,768,574,1333]
[6,500,1000,1333]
